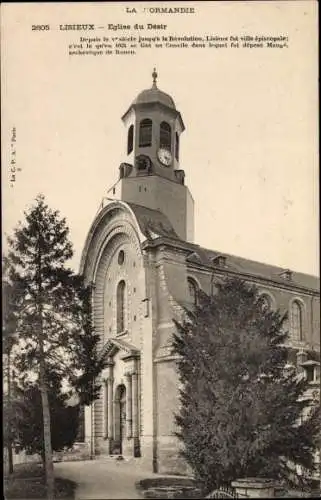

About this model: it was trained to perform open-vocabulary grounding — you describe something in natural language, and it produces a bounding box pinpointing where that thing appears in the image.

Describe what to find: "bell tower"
[108,70,194,242]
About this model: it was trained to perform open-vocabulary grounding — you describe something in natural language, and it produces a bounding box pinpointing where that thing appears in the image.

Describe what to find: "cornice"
[142,237,319,296]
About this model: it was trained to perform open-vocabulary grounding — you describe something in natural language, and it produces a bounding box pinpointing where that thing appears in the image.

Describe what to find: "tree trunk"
[39,356,55,500]
[7,351,14,475]
[36,237,55,500]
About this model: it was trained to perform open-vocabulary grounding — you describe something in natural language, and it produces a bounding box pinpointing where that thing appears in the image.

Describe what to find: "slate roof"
[128,202,319,292]
[183,242,320,292]
[121,84,185,130]
[133,87,176,109]
[128,202,179,240]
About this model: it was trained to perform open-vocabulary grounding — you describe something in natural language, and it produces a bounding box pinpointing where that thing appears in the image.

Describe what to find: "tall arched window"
[187,278,198,306]
[291,300,303,341]
[117,280,126,333]
[127,125,134,154]
[160,121,171,150]
[139,119,152,147]
[175,132,179,160]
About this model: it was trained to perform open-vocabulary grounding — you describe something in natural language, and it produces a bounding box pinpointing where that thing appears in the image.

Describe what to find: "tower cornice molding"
[122,102,185,131]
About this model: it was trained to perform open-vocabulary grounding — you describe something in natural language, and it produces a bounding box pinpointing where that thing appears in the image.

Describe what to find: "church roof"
[127,202,179,239]
[125,203,318,291]
[81,199,318,294]
[121,69,184,129]
[132,69,176,109]
[142,233,319,292]
[184,242,320,292]
[132,87,176,110]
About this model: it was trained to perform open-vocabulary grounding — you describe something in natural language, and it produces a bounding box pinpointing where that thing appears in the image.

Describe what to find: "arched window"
[187,278,198,306]
[139,119,152,147]
[117,280,126,333]
[160,121,171,150]
[118,250,125,265]
[175,132,179,160]
[127,125,134,154]
[291,301,303,341]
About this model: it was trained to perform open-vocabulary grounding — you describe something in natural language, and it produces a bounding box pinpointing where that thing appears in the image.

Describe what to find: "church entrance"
[114,384,126,455]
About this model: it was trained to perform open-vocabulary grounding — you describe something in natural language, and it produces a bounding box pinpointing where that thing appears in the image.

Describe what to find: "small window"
[118,250,125,265]
[187,278,198,306]
[139,119,152,147]
[175,132,179,160]
[280,269,292,281]
[160,121,171,150]
[117,280,126,333]
[212,255,227,267]
[127,125,134,154]
[291,300,303,341]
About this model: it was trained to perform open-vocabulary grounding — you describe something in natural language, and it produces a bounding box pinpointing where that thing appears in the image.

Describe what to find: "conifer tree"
[3,278,17,475]
[5,194,105,499]
[173,278,320,494]
[9,371,80,459]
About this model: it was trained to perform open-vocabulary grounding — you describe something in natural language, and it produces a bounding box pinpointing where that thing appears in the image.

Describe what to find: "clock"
[157,148,172,166]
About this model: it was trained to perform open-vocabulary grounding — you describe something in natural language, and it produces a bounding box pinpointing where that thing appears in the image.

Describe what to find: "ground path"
[55,457,154,499]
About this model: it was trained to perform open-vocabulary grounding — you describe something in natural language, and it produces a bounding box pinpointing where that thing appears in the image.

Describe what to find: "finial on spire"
[152,67,158,88]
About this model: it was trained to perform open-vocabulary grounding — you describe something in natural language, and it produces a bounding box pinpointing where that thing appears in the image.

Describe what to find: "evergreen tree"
[9,371,80,458]
[2,278,17,475]
[5,194,105,499]
[173,278,320,494]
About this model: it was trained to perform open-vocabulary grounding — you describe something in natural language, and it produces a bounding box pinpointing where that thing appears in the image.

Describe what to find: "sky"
[1,1,319,276]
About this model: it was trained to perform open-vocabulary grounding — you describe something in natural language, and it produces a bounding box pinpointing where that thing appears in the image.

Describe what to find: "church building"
[79,70,320,474]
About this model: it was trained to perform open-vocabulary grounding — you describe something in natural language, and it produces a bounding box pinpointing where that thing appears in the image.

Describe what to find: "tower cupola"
[121,69,185,182]
[108,70,194,242]
[133,68,176,110]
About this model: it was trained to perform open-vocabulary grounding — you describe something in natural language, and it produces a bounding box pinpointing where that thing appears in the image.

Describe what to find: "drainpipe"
[90,381,95,459]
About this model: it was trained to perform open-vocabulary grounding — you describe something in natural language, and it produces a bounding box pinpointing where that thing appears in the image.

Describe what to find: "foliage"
[4,194,106,470]
[3,275,19,474]
[173,278,320,494]
[9,374,80,456]
[5,193,105,405]
[2,278,18,355]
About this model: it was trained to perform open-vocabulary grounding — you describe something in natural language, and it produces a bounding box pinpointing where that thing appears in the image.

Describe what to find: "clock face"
[157,148,172,166]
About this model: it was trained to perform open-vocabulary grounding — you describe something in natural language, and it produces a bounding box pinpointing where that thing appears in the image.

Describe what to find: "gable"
[101,338,140,361]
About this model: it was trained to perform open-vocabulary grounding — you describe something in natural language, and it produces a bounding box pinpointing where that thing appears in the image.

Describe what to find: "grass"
[4,463,76,499]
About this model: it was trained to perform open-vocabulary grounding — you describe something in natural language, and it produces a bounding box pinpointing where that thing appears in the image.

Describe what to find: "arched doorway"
[114,384,126,455]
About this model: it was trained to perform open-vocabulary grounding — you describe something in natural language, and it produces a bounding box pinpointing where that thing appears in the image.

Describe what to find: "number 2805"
[32,25,50,30]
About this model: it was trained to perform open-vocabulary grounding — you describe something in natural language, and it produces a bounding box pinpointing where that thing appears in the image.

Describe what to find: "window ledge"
[116,329,128,338]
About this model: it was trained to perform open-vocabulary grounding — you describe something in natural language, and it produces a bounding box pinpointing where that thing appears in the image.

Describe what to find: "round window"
[118,250,125,265]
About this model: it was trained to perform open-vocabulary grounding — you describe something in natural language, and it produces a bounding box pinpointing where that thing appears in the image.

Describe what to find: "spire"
[152,67,158,88]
